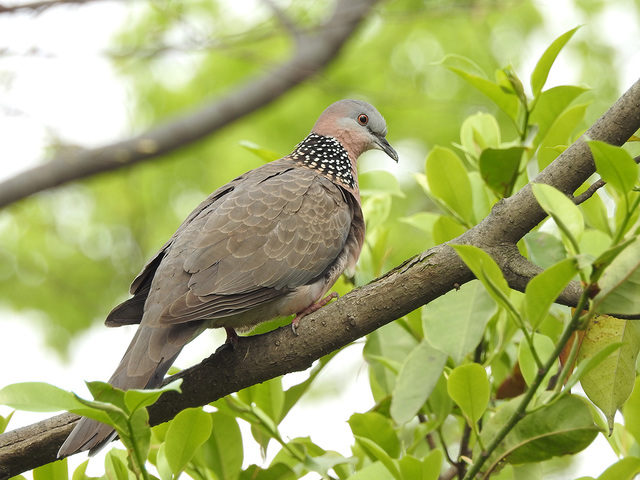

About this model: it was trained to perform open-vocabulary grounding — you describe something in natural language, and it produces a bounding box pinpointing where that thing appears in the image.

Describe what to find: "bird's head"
[312,99,399,162]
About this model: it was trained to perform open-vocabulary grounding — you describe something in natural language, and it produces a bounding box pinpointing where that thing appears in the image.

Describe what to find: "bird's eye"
[357,114,369,125]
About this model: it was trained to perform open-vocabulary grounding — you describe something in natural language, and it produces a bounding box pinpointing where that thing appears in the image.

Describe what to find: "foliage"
[2,1,640,479]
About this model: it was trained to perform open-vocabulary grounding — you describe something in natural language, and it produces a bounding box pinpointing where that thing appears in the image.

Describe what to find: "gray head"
[312,99,398,162]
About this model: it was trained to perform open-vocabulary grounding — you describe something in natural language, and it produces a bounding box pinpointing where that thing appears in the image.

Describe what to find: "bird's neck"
[289,133,358,191]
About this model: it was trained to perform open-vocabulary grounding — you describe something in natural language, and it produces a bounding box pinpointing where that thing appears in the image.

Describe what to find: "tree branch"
[573,155,640,205]
[0,0,109,14]
[0,0,380,209]
[2,77,640,478]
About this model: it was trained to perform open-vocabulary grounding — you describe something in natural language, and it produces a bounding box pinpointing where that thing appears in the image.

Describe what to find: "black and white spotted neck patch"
[290,134,355,189]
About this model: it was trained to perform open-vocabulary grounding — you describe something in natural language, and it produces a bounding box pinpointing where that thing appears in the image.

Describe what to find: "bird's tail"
[57,322,197,457]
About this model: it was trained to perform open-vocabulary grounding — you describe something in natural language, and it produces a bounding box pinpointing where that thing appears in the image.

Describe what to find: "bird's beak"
[374,135,399,162]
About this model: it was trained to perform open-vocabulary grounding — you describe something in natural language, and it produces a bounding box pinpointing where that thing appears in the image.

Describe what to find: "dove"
[58,99,398,456]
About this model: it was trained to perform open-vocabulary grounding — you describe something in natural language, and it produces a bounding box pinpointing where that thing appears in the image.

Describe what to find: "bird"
[58,99,398,457]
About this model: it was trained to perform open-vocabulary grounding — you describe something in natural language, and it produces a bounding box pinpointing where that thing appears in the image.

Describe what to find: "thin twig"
[573,178,606,205]
[573,154,640,205]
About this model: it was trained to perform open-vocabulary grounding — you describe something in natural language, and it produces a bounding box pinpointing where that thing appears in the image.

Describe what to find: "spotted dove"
[58,99,398,457]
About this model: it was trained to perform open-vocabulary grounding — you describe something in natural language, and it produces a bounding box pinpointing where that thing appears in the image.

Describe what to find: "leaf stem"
[612,192,640,245]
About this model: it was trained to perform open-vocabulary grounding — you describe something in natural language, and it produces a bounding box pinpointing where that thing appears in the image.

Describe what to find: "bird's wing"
[143,160,354,325]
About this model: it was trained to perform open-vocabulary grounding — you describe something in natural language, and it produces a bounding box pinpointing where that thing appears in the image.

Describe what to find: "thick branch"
[0,0,379,208]
[0,244,473,476]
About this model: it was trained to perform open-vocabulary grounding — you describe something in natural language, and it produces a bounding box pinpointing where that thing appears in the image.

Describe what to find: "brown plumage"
[58,99,398,457]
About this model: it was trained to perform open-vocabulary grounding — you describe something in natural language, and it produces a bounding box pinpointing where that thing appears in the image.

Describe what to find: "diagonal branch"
[0,0,380,209]
[2,77,640,479]
[0,0,109,14]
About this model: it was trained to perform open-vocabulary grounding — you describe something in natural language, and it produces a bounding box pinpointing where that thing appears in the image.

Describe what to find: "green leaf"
[468,171,492,222]
[0,382,111,425]
[479,146,525,198]
[597,457,640,480]
[362,194,393,233]
[195,411,243,480]
[349,412,400,458]
[398,451,442,480]
[447,363,490,425]
[0,382,89,412]
[445,66,519,122]
[499,66,526,105]
[589,141,639,196]
[458,112,501,158]
[71,460,92,480]
[390,341,447,425]
[239,140,281,162]
[346,461,395,480]
[164,408,213,475]
[239,377,285,425]
[423,281,497,364]
[0,411,13,435]
[305,451,357,478]
[524,258,578,329]
[518,333,556,387]
[364,323,418,401]
[355,436,401,480]
[480,395,598,471]
[360,170,405,198]
[104,450,135,480]
[34,459,68,480]
[579,187,612,236]
[593,237,640,315]
[425,147,473,225]
[578,315,640,432]
[451,244,513,313]
[123,379,182,413]
[537,103,589,170]
[155,444,173,480]
[622,376,640,445]
[400,212,439,235]
[126,407,152,469]
[532,183,584,254]
[530,85,588,147]
[239,463,296,480]
[530,27,580,96]
[432,215,466,244]
[282,352,336,419]
[523,231,567,268]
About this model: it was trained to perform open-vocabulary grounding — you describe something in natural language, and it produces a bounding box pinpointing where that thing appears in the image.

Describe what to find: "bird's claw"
[290,292,339,335]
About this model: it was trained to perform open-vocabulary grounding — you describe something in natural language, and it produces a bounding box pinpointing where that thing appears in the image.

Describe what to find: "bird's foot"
[291,292,339,335]
[216,327,239,353]
[225,327,240,348]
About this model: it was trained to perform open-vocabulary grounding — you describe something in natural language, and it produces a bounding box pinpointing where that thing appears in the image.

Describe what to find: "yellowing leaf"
[578,315,640,433]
